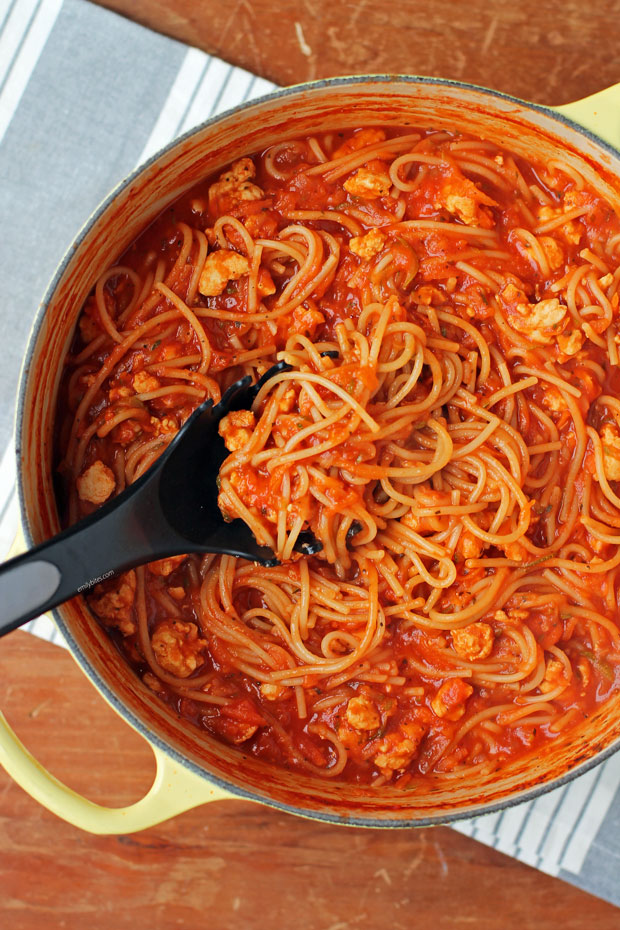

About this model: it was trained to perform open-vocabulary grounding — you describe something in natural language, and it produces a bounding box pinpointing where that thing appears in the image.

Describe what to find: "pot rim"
[16,72,620,828]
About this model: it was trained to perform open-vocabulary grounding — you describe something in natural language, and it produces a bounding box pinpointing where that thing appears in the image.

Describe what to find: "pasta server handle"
[0,366,305,637]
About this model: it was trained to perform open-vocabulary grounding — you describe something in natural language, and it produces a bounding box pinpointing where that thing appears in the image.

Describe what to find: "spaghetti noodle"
[56,126,620,785]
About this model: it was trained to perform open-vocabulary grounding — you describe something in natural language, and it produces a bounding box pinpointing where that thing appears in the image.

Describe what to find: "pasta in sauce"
[56,126,620,785]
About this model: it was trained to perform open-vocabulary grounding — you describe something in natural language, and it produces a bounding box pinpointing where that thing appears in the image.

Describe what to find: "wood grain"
[2,630,620,929]
[93,0,620,105]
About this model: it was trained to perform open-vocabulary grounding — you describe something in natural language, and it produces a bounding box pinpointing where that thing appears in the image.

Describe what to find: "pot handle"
[0,710,231,833]
[553,82,620,150]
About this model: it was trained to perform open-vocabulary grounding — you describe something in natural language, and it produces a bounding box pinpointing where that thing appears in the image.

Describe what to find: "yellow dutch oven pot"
[3,76,620,834]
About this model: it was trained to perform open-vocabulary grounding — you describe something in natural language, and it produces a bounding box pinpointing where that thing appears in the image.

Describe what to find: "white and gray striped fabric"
[2,0,620,904]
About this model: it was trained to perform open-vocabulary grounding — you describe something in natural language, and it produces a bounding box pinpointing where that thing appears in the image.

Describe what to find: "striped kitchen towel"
[2,0,620,904]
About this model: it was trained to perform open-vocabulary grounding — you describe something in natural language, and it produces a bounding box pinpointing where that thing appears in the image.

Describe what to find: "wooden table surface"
[3,0,620,926]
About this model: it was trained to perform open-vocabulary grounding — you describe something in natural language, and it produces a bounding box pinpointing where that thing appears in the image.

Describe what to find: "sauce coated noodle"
[56,126,620,785]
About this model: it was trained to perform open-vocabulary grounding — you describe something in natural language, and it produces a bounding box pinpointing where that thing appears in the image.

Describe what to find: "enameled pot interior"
[17,78,620,824]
